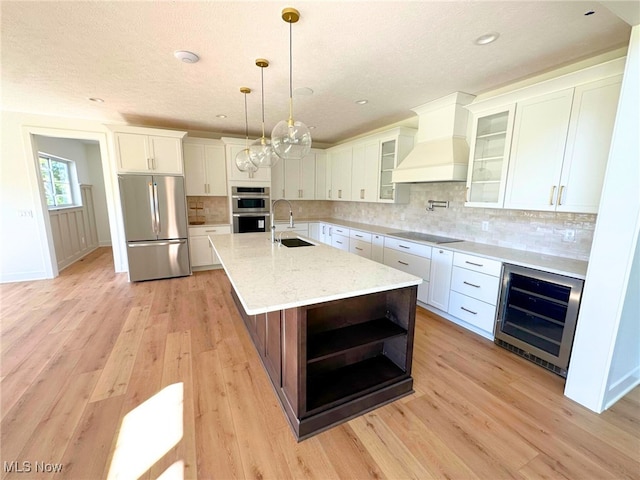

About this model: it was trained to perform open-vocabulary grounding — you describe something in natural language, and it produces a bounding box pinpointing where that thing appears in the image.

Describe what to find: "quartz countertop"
[302,218,588,279]
[209,232,422,315]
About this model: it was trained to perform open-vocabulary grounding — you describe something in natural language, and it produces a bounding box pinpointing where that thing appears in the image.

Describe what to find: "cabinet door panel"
[284,158,302,199]
[300,154,316,199]
[558,76,622,213]
[184,144,206,195]
[504,89,574,211]
[189,235,214,267]
[116,133,150,172]
[330,148,352,200]
[427,248,453,311]
[205,145,227,196]
[150,136,183,174]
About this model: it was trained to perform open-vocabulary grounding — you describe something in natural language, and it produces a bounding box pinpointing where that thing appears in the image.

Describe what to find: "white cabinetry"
[448,252,501,337]
[111,127,186,174]
[183,138,227,196]
[371,234,384,263]
[222,138,271,183]
[189,225,231,269]
[504,89,575,211]
[427,248,453,312]
[274,222,309,237]
[329,147,352,200]
[351,141,379,202]
[308,222,320,242]
[377,130,414,203]
[349,229,373,258]
[383,237,431,304]
[555,76,622,213]
[284,153,316,200]
[315,152,330,200]
[465,106,515,207]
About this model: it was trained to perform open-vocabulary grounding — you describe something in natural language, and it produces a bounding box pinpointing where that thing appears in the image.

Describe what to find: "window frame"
[39,154,77,208]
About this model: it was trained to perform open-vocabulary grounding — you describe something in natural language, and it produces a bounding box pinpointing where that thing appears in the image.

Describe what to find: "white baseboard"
[605,366,640,410]
[0,270,50,283]
[99,240,112,247]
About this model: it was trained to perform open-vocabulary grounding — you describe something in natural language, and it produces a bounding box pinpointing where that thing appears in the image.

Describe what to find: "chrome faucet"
[271,198,294,243]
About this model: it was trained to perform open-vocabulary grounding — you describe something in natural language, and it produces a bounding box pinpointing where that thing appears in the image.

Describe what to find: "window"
[39,154,75,207]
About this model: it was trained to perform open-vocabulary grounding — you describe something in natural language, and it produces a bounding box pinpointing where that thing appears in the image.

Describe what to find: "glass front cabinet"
[378,128,415,204]
[465,105,516,208]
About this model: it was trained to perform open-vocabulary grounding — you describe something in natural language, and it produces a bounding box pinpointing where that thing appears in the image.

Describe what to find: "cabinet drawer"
[448,291,497,333]
[372,234,384,247]
[189,225,231,237]
[350,239,372,258]
[383,248,431,279]
[349,229,372,242]
[331,233,350,251]
[451,267,500,305]
[331,225,349,236]
[453,252,501,277]
[384,237,432,258]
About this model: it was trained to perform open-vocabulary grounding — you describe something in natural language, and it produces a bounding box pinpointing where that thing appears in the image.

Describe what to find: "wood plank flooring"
[1,247,638,479]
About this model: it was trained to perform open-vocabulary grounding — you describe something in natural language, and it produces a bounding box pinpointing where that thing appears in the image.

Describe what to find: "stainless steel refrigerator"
[118,174,190,282]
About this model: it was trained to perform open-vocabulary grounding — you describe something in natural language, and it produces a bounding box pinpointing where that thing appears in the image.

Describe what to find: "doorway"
[23,126,125,278]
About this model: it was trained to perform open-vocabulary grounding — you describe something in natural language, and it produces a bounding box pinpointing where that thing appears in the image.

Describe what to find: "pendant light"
[250,59,278,168]
[235,87,258,174]
[271,7,312,160]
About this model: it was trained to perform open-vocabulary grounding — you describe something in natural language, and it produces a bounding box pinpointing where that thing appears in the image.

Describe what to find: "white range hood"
[392,92,476,183]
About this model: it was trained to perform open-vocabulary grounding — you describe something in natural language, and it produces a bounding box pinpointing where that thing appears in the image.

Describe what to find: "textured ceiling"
[0,1,631,145]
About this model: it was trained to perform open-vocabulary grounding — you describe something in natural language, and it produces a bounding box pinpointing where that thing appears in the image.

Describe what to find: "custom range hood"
[392,92,476,183]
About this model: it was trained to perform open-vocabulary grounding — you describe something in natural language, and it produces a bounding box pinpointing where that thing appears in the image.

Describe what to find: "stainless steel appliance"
[232,186,270,233]
[494,264,584,377]
[118,174,190,282]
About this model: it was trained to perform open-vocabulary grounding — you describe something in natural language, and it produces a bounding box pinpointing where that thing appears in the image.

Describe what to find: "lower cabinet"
[427,248,453,311]
[331,232,350,251]
[383,238,431,304]
[274,222,309,238]
[371,234,384,263]
[447,252,501,337]
[188,225,231,269]
[349,229,373,259]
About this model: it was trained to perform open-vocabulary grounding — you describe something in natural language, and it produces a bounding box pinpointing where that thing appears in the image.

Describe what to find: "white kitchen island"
[209,232,422,440]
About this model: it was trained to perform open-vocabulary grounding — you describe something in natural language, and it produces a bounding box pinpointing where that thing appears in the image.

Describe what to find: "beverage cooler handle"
[148,182,157,234]
[153,182,160,234]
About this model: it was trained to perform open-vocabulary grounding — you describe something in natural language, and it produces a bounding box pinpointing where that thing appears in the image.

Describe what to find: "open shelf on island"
[307,317,407,363]
[306,355,407,413]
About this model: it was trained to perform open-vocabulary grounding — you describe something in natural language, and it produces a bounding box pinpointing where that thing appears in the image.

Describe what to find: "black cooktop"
[387,231,463,244]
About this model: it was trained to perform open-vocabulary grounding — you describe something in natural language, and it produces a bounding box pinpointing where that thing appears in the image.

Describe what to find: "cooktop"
[387,231,463,244]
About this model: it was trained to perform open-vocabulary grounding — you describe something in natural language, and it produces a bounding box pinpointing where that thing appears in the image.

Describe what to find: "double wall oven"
[232,186,271,233]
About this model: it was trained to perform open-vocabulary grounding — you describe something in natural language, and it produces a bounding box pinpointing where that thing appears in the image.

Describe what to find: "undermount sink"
[280,238,315,248]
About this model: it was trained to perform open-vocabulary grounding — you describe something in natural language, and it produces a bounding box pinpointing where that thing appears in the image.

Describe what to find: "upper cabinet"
[377,129,414,203]
[315,152,329,200]
[465,57,624,213]
[109,126,186,175]
[222,138,271,183]
[183,138,227,196]
[270,150,320,200]
[351,141,379,202]
[465,105,515,207]
[330,146,353,201]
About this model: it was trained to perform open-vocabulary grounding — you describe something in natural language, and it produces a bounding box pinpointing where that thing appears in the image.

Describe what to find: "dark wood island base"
[230,285,418,441]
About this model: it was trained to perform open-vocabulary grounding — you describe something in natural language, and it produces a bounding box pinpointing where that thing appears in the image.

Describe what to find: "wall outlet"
[482,221,489,232]
[563,229,576,242]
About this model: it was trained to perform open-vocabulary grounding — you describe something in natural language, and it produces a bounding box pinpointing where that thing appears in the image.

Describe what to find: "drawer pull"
[355,247,363,251]
[398,260,409,266]
[460,306,478,315]
[463,281,481,288]
[465,260,483,267]
[205,229,217,233]
[399,244,411,249]
[355,234,363,238]
[336,241,343,245]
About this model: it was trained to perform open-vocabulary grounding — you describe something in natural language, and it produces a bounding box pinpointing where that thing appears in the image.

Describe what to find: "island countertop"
[209,232,422,315]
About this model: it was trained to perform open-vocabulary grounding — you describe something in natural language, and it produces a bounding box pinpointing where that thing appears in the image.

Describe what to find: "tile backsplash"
[187,196,229,225]
[287,183,595,261]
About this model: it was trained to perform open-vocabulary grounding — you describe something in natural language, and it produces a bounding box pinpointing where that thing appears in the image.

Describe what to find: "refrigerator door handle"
[153,182,161,235]
[148,182,157,234]
[129,239,187,248]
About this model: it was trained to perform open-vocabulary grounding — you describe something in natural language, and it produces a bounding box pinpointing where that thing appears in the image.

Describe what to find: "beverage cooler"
[494,264,584,377]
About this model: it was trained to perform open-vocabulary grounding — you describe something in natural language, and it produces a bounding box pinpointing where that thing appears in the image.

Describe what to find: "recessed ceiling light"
[355,99,368,105]
[308,126,316,130]
[88,97,104,103]
[216,114,227,119]
[584,10,595,16]
[174,50,199,63]
[474,32,500,45]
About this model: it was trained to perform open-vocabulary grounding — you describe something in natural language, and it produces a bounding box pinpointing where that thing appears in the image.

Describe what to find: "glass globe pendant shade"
[271,119,312,160]
[235,147,258,173]
[249,137,279,168]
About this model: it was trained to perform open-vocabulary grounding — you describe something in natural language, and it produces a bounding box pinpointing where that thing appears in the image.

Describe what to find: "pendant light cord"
[243,92,249,149]
[260,66,266,140]
[288,21,294,125]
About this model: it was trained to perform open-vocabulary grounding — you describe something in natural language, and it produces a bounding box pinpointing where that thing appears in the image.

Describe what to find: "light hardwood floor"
[1,247,638,479]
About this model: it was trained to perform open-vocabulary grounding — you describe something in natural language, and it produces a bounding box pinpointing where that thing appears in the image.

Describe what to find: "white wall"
[565,25,640,411]
[85,143,112,245]
[0,111,126,283]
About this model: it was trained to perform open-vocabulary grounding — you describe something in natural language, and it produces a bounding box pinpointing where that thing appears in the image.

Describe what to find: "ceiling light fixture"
[88,97,104,103]
[174,50,199,63]
[356,99,368,105]
[216,114,227,119]
[474,32,500,45]
[235,87,258,174]
[250,58,278,168]
[271,7,312,161]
